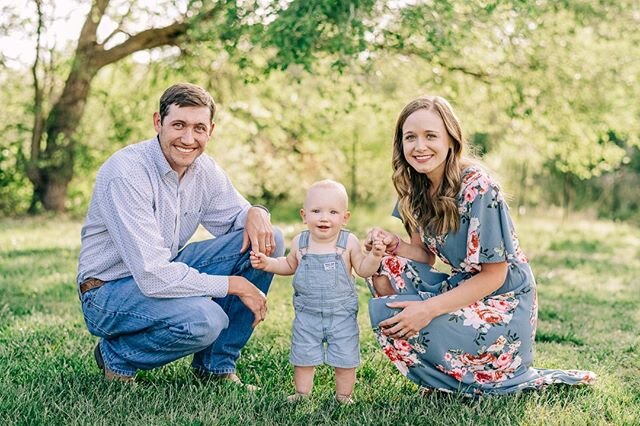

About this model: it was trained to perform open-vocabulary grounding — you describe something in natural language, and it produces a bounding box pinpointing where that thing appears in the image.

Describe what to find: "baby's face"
[301,187,350,242]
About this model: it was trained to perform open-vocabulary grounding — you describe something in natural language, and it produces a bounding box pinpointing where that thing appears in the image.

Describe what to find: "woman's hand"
[370,239,386,257]
[379,299,439,339]
[365,227,398,253]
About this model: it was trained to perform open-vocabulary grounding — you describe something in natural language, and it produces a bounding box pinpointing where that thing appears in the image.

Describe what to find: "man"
[77,83,283,387]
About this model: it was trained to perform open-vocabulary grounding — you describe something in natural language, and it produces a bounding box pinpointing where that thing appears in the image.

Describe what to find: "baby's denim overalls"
[290,229,360,368]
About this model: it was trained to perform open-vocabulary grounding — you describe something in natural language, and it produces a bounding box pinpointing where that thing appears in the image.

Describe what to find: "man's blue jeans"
[80,229,284,377]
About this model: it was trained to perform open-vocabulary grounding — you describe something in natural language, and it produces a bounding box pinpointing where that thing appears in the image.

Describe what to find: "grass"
[0,210,639,425]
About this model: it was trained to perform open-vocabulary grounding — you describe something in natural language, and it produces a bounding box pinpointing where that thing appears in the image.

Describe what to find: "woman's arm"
[394,232,436,265]
[379,261,508,338]
[366,227,435,265]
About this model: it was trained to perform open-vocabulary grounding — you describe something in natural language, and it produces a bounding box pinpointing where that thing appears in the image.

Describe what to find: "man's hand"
[241,206,275,256]
[228,276,268,327]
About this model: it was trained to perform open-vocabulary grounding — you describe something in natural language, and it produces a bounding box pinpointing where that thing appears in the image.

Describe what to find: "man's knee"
[188,301,229,348]
[272,227,285,257]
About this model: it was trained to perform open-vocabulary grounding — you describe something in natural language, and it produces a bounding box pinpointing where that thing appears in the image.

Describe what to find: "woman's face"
[401,108,452,184]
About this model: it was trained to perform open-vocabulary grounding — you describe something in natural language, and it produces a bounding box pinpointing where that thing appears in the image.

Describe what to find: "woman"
[366,96,595,396]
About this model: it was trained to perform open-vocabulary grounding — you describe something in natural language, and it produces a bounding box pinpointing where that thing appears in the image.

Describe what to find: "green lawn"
[0,211,638,425]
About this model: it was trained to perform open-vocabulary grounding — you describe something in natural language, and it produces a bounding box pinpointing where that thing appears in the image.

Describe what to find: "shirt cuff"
[251,204,270,216]
[206,275,229,298]
[232,204,252,231]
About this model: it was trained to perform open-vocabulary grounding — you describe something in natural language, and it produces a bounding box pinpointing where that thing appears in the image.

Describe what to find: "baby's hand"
[250,251,269,270]
[370,239,386,257]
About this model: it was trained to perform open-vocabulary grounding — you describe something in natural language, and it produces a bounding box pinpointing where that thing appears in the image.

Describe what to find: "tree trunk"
[27,0,206,212]
[27,0,46,213]
[35,65,97,211]
[516,161,528,216]
[350,126,358,206]
[562,174,571,220]
[41,178,70,212]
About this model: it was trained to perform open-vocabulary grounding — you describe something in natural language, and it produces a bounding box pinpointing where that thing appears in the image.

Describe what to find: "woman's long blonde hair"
[392,96,469,236]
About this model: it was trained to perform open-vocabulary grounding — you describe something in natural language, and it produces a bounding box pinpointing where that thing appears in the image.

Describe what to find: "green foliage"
[0,214,639,424]
[0,138,31,214]
[0,69,35,214]
[1,0,639,219]
[261,0,376,71]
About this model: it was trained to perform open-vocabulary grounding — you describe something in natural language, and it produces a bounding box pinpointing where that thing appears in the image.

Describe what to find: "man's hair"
[159,83,216,123]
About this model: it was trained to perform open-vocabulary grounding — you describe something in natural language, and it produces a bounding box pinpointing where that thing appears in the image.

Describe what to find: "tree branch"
[101,2,134,46]
[93,21,188,68]
[438,62,492,83]
[381,42,493,84]
[92,3,226,70]
[28,0,45,184]
[77,0,109,50]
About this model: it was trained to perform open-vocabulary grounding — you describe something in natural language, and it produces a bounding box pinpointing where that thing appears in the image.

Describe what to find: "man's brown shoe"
[94,344,135,383]
[195,370,259,391]
[218,373,260,391]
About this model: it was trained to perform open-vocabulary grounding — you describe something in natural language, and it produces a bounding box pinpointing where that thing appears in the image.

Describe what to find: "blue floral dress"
[368,167,596,396]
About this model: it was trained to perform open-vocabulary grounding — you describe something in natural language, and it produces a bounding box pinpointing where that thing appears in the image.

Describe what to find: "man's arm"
[97,175,229,298]
[241,206,276,256]
[197,157,275,255]
[227,276,268,327]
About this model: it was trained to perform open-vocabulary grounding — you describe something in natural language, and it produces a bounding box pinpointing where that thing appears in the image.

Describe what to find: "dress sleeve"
[460,170,521,272]
[392,202,401,220]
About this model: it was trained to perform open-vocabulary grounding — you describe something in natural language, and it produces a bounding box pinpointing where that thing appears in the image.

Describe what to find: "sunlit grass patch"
[0,213,638,424]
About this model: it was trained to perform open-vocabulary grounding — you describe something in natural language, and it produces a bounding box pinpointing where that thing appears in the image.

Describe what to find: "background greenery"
[1,1,639,424]
[0,0,639,221]
[0,211,639,424]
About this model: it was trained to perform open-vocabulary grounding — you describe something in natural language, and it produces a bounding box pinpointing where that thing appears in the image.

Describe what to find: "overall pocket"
[300,258,338,291]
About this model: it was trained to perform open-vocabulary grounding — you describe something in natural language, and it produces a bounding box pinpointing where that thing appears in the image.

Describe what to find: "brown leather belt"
[79,278,105,295]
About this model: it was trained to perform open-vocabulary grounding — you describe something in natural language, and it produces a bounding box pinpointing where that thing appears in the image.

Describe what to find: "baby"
[251,180,385,404]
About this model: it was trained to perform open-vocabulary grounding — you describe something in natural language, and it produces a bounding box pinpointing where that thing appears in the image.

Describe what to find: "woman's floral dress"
[368,167,596,396]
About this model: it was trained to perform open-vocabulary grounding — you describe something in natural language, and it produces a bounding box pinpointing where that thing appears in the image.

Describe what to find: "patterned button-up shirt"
[77,137,250,298]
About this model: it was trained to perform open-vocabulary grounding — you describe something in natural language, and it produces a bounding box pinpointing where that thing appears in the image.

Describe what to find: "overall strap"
[335,229,350,253]
[298,230,310,252]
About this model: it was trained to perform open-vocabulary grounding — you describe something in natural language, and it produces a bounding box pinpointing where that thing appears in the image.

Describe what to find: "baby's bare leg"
[372,275,395,296]
[335,367,356,403]
[293,366,315,395]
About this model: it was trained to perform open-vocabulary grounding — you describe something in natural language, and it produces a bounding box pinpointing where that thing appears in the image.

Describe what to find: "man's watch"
[251,204,271,217]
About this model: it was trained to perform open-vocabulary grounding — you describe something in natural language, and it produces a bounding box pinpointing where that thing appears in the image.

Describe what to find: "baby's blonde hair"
[304,179,349,209]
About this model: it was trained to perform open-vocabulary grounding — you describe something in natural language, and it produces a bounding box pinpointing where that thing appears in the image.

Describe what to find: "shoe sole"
[194,370,259,391]
[93,343,134,383]
[94,344,105,370]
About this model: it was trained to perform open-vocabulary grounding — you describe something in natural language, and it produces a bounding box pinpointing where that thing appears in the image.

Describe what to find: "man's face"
[153,104,214,177]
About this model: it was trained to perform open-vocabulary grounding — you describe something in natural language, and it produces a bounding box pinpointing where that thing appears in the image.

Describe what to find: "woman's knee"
[372,275,396,297]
